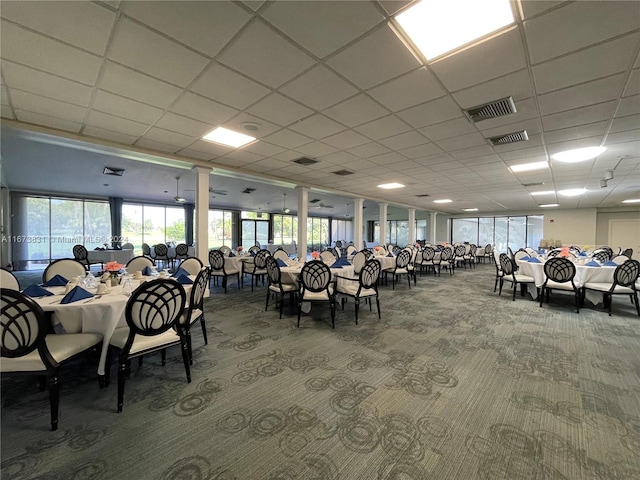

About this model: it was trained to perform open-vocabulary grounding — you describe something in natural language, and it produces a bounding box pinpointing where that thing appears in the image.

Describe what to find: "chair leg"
[512,283,517,301]
[265,289,270,311]
[633,292,640,316]
[180,338,192,383]
[354,298,359,325]
[117,359,127,412]
[330,298,335,329]
[376,296,381,319]
[539,287,545,307]
[297,297,302,327]
[48,374,60,431]
[200,316,208,345]
[279,293,284,319]
[186,329,193,365]
[498,278,504,296]
[574,290,580,313]
[223,276,227,294]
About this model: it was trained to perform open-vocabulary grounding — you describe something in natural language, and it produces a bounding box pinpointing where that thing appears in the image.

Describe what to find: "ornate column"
[192,166,211,262]
[296,186,309,259]
[408,208,416,245]
[353,198,364,249]
[379,203,388,245]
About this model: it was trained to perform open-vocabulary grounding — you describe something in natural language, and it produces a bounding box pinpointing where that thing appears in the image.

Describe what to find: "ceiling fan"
[174,177,186,203]
[282,193,291,214]
[208,187,228,195]
[313,201,334,209]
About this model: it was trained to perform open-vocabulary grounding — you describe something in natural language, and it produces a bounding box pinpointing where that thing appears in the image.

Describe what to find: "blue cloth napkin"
[387,253,394,257]
[22,284,54,297]
[276,258,287,267]
[229,252,235,257]
[172,267,190,278]
[250,251,256,257]
[60,286,93,304]
[175,274,193,285]
[142,266,153,276]
[579,252,587,256]
[333,258,350,267]
[604,261,617,267]
[527,258,541,263]
[42,274,68,287]
[330,264,343,269]
[520,256,530,261]
[585,260,600,267]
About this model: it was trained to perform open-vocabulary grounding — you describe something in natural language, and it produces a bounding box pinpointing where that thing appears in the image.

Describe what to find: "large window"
[272,214,297,245]
[451,215,544,252]
[12,195,110,269]
[122,204,186,252]
[241,211,269,248]
[307,217,329,252]
[331,219,353,244]
[208,210,233,248]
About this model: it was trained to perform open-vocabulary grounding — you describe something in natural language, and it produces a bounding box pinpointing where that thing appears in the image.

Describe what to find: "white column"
[296,186,309,259]
[408,208,416,245]
[378,203,388,244]
[192,166,211,262]
[430,212,438,244]
[353,198,364,250]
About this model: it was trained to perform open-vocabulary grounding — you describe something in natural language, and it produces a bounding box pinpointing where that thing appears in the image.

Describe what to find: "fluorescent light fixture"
[433,199,453,204]
[463,208,478,211]
[622,199,640,204]
[395,0,514,60]
[558,188,586,197]
[539,204,559,208]
[202,127,256,148]
[530,190,555,195]
[551,146,606,163]
[509,161,549,173]
[377,182,405,189]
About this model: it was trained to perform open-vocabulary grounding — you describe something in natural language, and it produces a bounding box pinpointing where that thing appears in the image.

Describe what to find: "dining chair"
[179,267,210,365]
[622,248,633,258]
[153,244,171,270]
[499,253,536,301]
[592,250,610,264]
[419,246,436,276]
[244,249,269,292]
[72,244,99,271]
[273,249,289,263]
[174,243,190,266]
[105,279,189,412]
[493,250,504,292]
[335,259,381,325]
[351,251,367,275]
[383,249,411,289]
[141,243,153,261]
[483,244,493,264]
[346,245,357,256]
[582,259,640,317]
[320,250,336,265]
[121,242,134,250]
[297,260,336,329]
[248,245,261,256]
[437,246,454,276]
[1,288,103,430]
[610,255,629,265]
[219,246,232,256]
[178,257,204,276]
[42,259,86,283]
[209,249,241,293]
[539,257,580,313]
[514,249,529,263]
[125,255,154,274]
[265,256,297,319]
[453,245,466,271]
[1,267,20,290]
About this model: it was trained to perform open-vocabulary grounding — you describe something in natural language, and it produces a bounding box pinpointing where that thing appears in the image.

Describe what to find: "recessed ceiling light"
[622,198,640,204]
[530,190,555,195]
[395,0,514,60]
[551,146,606,163]
[433,199,453,204]
[509,161,549,173]
[377,183,405,189]
[202,127,256,148]
[558,188,586,197]
[539,204,559,208]
[463,208,478,211]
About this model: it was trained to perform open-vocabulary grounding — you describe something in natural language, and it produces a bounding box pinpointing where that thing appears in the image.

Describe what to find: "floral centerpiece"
[236,246,243,252]
[559,247,571,258]
[374,246,381,255]
[105,261,124,283]
[311,251,320,260]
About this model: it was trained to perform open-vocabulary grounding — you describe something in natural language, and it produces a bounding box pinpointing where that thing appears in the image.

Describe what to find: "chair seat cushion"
[336,282,376,297]
[250,268,267,276]
[301,288,334,301]
[1,333,102,372]
[212,268,240,276]
[180,308,203,326]
[584,282,634,294]
[544,280,577,291]
[504,274,535,283]
[109,327,181,354]
[269,283,297,293]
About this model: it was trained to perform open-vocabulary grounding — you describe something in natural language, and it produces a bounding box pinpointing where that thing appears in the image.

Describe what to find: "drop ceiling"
[1,0,639,216]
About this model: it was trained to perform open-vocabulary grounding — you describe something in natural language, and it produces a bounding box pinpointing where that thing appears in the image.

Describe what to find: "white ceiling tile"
[1,21,103,85]
[92,90,164,125]
[140,127,197,149]
[155,112,212,138]
[480,120,542,141]
[1,1,115,55]
[190,63,271,110]
[317,151,362,166]
[473,98,539,132]
[367,68,446,112]
[322,94,388,128]
[188,140,234,157]
[435,132,487,152]
[327,24,420,89]
[499,147,546,161]
[544,121,609,145]
[368,152,408,166]
[450,145,496,160]
[547,136,605,156]
[1,85,10,106]
[261,1,384,58]
[616,95,640,117]
[10,90,86,123]
[538,74,626,116]
[321,130,370,150]
[244,141,286,157]
[85,110,150,137]
[82,126,138,145]
[218,19,315,88]
[134,137,180,154]
[289,114,345,139]
[452,69,534,111]
[14,109,81,133]
[224,149,264,163]
[623,69,640,98]
[108,18,209,87]
[524,1,640,64]
[99,61,182,109]
[397,96,462,128]
[264,129,313,149]
[520,1,569,20]
[170,92,239,126]
[542,101,616,131]
[294,141,338,158]
[379,131,428,150]
[418,117,477,141]
[177,148,214,161]
[121,1,250,57]
[610,115,640,134]
[279,65,358,110]
[246,93,313,127]
[354,115,412,140]
[223,112,281,138]
[1,62,93,107]
[430,28,527,92]
[346,142,391,158]
[532,34,639,94]
[398,143,443,159]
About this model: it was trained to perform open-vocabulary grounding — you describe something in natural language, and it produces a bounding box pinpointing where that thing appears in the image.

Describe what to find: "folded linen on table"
[22,284,54,297]
[60,286,94,304]
[42,274,68,287]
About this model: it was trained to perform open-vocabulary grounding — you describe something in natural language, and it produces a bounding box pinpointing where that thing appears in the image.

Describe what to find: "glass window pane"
[123,204,143,253]
[494,217,508,252]
[84,201,111,249]
[165,207,185,244]
[51,199,83,259]
[143,206,165,247]
[452,218,478,243]
[208,210,225,248]
[508,217,526,251]
[257,221,269,246]
[242,220,255,247]
[479,217,494,248]
[25,197,50,267]
[526,215,544,249]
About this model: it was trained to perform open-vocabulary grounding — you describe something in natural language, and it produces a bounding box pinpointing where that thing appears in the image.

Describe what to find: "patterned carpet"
[2,263,640,479]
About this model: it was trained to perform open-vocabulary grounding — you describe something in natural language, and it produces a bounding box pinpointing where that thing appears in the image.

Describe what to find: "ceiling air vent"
[488,130,529,146]
[292,156,318,166]
[415,194,430,197]
[103,166,125,176]
[242,188,256,194]
[309,199,321,204]
[522,182,545,187]
[465,96,516,123]
[332,169,354,176]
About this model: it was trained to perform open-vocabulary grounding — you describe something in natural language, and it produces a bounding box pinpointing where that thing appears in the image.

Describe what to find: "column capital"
[191,165,212,175]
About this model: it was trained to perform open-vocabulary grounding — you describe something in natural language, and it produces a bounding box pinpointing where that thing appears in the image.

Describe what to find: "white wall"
[543,208,597,246]
[595,208,640,246]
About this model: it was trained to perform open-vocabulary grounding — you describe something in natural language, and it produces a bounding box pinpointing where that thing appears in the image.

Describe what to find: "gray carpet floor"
[3,263,640,479]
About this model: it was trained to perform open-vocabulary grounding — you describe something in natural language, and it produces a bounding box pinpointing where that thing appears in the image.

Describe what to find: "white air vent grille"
[292,157,318,166]
[465,96,516,123]
[488,130,528,146]
[103,166,125,176]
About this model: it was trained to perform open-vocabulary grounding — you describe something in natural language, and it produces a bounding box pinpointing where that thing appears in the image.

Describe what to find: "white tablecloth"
[87,249,134,265]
